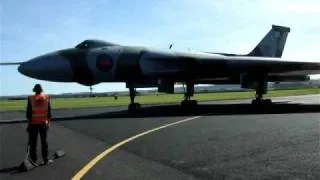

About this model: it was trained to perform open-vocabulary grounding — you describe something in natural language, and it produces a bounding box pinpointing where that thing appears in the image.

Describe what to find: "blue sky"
[1,0,320,96]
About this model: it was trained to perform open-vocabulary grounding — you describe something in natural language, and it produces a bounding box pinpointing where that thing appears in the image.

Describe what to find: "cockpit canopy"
[75,39,118,49]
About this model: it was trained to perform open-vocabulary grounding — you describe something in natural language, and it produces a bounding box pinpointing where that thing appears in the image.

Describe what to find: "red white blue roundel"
[96,54,113,72]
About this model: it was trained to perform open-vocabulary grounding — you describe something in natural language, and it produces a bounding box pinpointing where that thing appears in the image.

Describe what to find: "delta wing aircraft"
[1,25,320,111]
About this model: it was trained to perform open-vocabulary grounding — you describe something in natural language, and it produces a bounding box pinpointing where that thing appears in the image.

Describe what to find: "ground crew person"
[26,84,53,165]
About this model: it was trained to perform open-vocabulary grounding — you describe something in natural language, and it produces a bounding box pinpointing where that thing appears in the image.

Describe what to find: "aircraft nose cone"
[18,53,73,82]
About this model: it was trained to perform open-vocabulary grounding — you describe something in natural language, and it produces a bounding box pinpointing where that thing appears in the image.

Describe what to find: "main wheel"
[128,103,141,112]
[181,100,198,108]
[264,99,272,104]
[251,99,272,105]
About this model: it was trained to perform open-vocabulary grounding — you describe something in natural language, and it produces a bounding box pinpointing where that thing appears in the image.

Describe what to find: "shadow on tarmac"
[54,102,320,121]
[0,166,22,174]
[2,103,320,124]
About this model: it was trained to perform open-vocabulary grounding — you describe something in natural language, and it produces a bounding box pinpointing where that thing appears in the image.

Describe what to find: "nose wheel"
[89,86,93,97]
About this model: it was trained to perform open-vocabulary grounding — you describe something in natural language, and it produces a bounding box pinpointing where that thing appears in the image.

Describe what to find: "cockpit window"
[75,40,118,49]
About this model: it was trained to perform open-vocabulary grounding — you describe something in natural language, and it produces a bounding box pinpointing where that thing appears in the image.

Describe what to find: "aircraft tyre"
[251,99,272,105]
[181,100,198,108]
[128,103,141,112]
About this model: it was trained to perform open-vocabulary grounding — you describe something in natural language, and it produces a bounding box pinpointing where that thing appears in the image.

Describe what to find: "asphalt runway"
[0,95,319,180]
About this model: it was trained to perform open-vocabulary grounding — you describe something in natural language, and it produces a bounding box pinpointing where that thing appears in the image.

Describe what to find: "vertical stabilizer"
[248,25,290,57]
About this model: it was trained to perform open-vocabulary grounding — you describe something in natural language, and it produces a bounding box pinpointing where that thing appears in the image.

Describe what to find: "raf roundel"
[96,54,113,72]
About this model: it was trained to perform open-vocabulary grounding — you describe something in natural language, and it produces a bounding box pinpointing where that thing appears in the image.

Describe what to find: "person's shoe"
[29,159,39,167]
[42,159,54,165]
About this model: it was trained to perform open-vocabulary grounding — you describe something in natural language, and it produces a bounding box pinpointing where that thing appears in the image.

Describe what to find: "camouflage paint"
[113,46,147,81]
[58,48,96,86]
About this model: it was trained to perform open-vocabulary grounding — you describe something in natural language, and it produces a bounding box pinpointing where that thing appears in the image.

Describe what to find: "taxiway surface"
[1,95,319,179]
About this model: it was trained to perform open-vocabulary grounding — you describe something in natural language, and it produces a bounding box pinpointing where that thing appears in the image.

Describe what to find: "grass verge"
[0,88,319,112]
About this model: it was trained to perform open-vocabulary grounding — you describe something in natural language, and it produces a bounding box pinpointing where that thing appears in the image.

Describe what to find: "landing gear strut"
[89,86,93,97]
[181,81,198,107]
[128,83,141,112]
[252,76,272,105]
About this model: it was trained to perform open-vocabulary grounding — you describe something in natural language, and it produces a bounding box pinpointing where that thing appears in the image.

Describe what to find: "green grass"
[0,88,319,112]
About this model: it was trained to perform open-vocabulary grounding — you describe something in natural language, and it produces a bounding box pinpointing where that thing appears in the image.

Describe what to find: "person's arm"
[26,97,32,131]
[26,97,32,122]
[47,96,52,126]
[48,100,52,120]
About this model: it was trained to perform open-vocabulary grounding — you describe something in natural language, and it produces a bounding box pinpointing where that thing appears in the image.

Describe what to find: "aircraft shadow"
[1,103,320,124]
[53,102,320,121]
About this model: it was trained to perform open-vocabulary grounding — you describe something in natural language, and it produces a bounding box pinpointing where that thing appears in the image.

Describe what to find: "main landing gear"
[251,76,272,105]
[181,81,198,108]
[128,84,141,112]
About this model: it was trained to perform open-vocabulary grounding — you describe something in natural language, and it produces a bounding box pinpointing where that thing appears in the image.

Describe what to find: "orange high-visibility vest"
[30,94,49,124]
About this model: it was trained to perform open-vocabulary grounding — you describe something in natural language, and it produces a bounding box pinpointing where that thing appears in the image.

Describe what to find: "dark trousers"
[28,124,49,162]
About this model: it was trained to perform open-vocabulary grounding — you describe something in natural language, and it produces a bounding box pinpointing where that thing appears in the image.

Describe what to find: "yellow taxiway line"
[71,116,202,180]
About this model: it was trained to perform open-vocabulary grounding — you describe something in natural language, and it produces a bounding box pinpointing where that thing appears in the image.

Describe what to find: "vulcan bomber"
[2,25,320,111]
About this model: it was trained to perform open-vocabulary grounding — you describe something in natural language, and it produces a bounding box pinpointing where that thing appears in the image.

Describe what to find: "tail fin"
[248,25,290,57]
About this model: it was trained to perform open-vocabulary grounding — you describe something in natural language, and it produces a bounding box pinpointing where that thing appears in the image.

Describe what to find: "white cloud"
[279,2,320,13]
